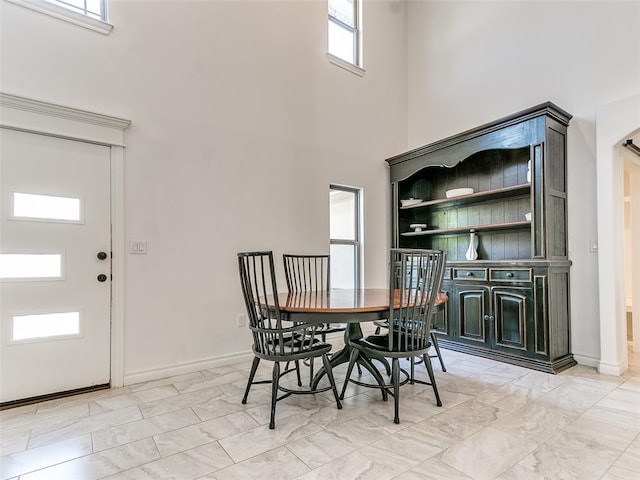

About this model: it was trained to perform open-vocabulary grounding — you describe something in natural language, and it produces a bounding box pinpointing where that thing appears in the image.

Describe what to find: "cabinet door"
[492,287,533,353]
[456,284,490,345]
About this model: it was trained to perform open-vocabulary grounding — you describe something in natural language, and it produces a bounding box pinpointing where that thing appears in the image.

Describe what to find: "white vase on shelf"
[465,230,478,261]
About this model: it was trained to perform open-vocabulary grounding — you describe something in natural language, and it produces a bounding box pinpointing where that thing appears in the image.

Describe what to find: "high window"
[47,0,106,20]
[329,185,361,289]
[328,0,363,72]
[5,0,112,34]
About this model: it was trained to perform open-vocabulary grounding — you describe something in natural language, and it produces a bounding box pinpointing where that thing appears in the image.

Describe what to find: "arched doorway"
[596,95,640,375]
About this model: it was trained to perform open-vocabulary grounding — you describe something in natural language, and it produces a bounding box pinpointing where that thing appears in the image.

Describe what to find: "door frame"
[596,94,640,375]
[0,92,130,387]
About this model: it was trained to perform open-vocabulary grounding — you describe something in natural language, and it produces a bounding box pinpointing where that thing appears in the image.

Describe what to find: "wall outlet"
[236,314,246,327]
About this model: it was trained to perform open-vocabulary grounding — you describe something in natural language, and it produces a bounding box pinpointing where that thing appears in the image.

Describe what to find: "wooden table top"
[274,288,448,314]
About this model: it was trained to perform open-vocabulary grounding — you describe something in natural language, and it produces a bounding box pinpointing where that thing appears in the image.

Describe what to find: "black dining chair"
[340,248,445,424]
[282,254,350,343]
[373,252,447,372]
[283,254,359,382]
[238,251,342,429]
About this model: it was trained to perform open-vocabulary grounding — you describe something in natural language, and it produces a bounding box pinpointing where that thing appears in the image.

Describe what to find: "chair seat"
[256,335,331,361]
[354,333,432,356]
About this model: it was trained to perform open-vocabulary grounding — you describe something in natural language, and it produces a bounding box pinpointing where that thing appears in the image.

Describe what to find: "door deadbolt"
[97,251,108,260]
[97,274,108,282]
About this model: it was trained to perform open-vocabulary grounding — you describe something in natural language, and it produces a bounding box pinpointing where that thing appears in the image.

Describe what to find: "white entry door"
[0,128,112,404]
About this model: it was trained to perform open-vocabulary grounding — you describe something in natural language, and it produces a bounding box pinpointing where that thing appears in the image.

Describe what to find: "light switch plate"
[129,240,147,254]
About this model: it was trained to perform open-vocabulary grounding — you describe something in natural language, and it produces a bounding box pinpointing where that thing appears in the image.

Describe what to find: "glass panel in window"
[85,0,103,18]
[329,0,354,27]
[12,192,81,222]
[0,254,62,279]
[328,20,355,64]
[12,311,81,341]
[330,189,356,240]
[330,244,355,289]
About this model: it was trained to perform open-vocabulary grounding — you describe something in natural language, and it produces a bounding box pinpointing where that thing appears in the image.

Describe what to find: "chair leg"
[431,331,446,372]
[423,353,442,407]
[242,356,260,404]
[295,360,302,387]
[410,356,415,384]
[321,353,342,410]
[269,361,281,429]
[308,357,314,387]
[357,353,388,402]
[392,357,400,424]
[339,348,360,400]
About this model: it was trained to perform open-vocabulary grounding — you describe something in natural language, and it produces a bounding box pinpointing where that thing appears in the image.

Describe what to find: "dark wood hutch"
[386,102,576,373]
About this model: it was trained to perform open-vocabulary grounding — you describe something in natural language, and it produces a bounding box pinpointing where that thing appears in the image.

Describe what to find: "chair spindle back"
[388,249,445,353]
[283,254,330,292]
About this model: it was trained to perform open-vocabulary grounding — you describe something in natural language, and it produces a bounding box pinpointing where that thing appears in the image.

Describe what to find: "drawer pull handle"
[466,272,473,277]
[506,272,514,278]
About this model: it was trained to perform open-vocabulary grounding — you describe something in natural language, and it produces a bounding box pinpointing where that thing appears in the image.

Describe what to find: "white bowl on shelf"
[400,198,422,207]
[409,223,427,232]
[445,188,474,198]
[525,212,532,221]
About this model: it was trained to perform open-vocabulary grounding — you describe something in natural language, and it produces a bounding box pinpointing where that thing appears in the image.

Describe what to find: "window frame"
[327,0,365,76]
[4,0,113,35]
[329,184,362,290]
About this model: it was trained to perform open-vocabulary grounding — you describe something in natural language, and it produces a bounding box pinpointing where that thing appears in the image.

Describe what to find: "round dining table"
[271,288,447,391]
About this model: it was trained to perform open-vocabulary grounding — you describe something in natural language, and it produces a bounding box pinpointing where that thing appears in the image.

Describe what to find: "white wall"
[0,0,408,381]
[406,0,640,365]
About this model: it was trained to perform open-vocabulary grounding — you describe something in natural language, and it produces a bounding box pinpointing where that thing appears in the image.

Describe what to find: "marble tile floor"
[1,346,639,480]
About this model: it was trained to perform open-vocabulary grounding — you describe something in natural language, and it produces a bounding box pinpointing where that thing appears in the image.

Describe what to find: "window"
[46,0,106,20]
[11,311,81,343]
[12,192,83,223]
[328,0,363,75]
[330,185,361,289]
[0,253,64,280]
[5,0,112,34]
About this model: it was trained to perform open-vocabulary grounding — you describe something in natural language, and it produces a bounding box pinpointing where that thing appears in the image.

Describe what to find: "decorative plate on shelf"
[445,188,474,198]
[400,198,422,207]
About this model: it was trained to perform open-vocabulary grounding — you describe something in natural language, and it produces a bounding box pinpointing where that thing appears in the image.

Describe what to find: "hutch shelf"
[386,102,576,373]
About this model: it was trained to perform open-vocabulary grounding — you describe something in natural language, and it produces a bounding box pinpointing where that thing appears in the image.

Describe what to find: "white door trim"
[1,92,130,387]
[595,94,640,376]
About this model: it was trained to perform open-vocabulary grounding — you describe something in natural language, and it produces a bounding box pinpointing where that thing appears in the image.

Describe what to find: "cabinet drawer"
[490,268,532,282]
[452,268,487,281]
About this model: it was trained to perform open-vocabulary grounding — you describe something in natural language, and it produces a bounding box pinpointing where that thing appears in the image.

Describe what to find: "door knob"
[484,314,490,321]
[97,251,108,260]
[97,274,108,282]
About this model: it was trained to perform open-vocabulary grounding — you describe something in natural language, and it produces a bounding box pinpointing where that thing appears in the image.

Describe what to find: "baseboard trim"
[123,350,254,386]
[572,353,600,369]
[597,358,628,376]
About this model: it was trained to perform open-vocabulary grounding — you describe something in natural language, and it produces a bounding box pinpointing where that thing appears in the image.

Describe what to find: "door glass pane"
[330,244,355,289]
[13,192,81,222]
[12,311,81,341]
[328,20,355,64]
[329,0,354,27]
[0,253,62,279]
[330,189,356,240]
